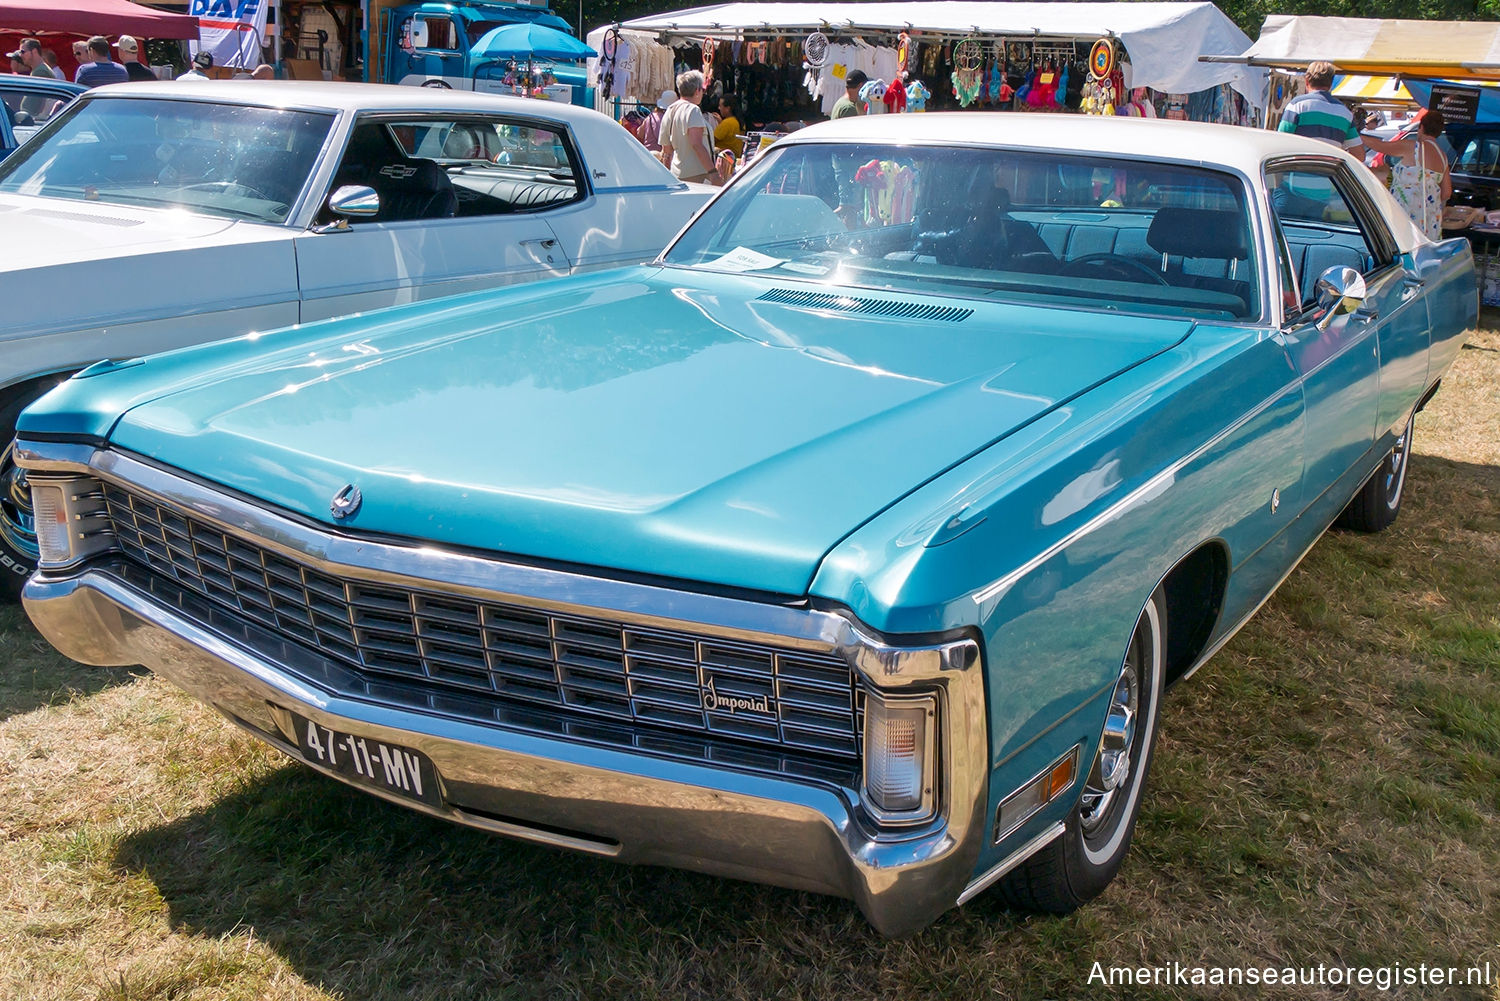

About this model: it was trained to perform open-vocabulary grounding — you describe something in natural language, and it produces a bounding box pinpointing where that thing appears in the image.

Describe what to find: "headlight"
[29,475,112,568]
[861,690,937,825]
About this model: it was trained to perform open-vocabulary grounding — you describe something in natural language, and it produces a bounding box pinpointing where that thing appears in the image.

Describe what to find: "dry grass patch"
[0,331,1497,999]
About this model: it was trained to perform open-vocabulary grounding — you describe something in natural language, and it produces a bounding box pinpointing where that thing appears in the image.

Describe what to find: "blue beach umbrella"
[472,23,597,62]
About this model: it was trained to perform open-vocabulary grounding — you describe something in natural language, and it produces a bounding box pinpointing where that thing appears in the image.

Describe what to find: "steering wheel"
[1060,253,1169,286]
[180,180,273,201]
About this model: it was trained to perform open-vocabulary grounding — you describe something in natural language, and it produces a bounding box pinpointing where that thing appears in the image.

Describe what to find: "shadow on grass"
[112,761,963,999]
[0,605,140,723]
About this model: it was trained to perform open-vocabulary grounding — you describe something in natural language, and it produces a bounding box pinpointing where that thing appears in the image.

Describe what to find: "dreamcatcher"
[702,36,717,89]
[803,29,829,68]
[1082,37,1119,115]
[950,36,984,107]
[598,26,620,99]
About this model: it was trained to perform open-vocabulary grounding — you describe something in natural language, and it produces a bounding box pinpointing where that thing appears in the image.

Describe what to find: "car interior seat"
[329,123,457,223]
[1146,206,1252,310]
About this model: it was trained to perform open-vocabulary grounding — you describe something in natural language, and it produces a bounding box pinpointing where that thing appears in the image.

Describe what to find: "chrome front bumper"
[25,566,988,935]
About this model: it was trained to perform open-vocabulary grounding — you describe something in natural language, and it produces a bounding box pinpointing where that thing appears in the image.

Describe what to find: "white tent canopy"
[1210,14,1500,81]
[601,1,1266,104]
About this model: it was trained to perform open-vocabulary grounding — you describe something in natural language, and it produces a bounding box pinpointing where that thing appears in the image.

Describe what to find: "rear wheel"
[1000,587,1165,912]
[1337,413,1413,533]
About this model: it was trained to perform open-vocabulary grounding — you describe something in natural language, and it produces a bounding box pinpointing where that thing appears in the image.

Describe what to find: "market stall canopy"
[474,23,597,61]
[1208,15,1500,80]
[605,2,1265,104]
[1331,74,1414,109]
[0,0,199,39]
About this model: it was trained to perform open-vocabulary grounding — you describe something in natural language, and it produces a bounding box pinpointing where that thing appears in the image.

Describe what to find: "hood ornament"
[330,483,362,520]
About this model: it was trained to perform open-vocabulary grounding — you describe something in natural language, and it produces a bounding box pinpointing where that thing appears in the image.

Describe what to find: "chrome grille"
[102,483,861,760]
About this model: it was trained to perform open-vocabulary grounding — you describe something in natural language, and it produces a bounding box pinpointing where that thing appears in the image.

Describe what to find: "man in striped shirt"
[1278,61,1366,161]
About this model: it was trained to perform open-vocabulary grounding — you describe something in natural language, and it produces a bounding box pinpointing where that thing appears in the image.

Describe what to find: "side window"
[414,16,458,51]
[1,88,66,129]
[1266,166,1392,310]
[331,116,583,223]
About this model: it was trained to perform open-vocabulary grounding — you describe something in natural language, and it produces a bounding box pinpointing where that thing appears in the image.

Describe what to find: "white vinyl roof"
[611,2,1265,104]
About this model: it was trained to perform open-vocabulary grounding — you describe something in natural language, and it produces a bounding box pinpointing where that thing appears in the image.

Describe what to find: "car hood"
[105,269,1192,595]
[0,194,298,340]
[0,194,284,267]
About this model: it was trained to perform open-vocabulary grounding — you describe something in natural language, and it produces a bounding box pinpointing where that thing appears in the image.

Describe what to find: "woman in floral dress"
[1361,110,1452,240]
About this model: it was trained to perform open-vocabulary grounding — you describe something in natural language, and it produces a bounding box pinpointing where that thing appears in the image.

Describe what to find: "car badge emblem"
[330,483,362,520]
[377,164,420,180]
[701,676,773,716]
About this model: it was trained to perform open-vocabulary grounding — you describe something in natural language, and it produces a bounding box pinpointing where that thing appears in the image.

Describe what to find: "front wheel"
[1000,587,1166,912]
[1336,412,1413,533]
[0,412,38,603]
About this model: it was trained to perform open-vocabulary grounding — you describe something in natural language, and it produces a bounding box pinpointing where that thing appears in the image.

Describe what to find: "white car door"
[294,114,580,323]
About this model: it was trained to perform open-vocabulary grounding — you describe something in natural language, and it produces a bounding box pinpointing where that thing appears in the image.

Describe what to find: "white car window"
[323,117,581,225]
[0,98,334,223]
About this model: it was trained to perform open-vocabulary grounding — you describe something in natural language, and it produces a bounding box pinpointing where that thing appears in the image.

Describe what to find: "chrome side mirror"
[1312,265,1367,331]
[328,184,380,218]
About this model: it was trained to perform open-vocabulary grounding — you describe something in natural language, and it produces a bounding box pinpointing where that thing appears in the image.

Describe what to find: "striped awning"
[1331,74,1415,107]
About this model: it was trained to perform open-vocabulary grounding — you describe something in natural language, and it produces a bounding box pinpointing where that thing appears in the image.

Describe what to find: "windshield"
[665,143,1259,321]
[0,97,335,223]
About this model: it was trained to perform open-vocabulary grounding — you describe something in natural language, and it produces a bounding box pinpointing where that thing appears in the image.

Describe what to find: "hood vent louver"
[27,207,144,227]
[756,288,972,323]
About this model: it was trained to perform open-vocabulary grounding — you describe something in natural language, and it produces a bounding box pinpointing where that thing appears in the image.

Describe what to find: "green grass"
[1,333,1497,1000]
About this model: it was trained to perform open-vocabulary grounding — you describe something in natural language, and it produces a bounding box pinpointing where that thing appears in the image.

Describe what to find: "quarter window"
[1265,166,1392,310]
[325,117,581,225]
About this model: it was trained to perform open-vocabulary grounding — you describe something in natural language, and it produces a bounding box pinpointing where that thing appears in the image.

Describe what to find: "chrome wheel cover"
[1382,420,1410,511]
[1079,637,1140,838]
[0,441,38,562]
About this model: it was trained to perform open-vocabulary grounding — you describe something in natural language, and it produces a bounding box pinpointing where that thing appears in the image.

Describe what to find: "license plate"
[290,714,441,807]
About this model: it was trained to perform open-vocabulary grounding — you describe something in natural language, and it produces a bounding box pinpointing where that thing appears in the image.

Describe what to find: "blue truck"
[366,0,593,106]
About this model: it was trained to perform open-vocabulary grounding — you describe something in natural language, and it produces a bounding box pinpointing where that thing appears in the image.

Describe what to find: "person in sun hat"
[639,88,674,152]
[177,50,213,81]
[115,35,155,82]
[832,68,867,119]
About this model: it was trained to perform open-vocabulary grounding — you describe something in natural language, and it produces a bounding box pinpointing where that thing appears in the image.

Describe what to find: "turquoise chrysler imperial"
[15,114,1476,935]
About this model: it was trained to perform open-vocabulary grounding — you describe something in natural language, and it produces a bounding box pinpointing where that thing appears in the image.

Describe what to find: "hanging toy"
[1055,63,1069,107]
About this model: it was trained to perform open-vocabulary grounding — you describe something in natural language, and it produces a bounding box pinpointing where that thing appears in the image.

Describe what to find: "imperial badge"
[330,483,362,520]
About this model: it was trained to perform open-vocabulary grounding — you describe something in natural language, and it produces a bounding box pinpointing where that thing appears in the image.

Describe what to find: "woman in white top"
[659,70,718,184]
[1361,110,1452,241]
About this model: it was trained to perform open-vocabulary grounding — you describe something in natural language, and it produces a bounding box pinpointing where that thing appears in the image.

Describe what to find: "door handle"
[520,238,557,249]
[1354,306,1379,323]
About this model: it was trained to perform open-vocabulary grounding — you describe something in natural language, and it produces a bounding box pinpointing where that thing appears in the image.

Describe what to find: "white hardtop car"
[0,80,711,594]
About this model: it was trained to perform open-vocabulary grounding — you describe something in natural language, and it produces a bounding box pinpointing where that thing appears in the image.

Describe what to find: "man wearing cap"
[832,68,867,120]
[639,89,674,153]
[9,38,59,79]
[177,50,213,81]
[75,36,129,87]
[115,36,155,82]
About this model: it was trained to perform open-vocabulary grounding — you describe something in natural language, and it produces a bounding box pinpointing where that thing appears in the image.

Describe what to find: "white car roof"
[79,80,680,194]
[88,80,605,123]
[783,112,1358,178]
